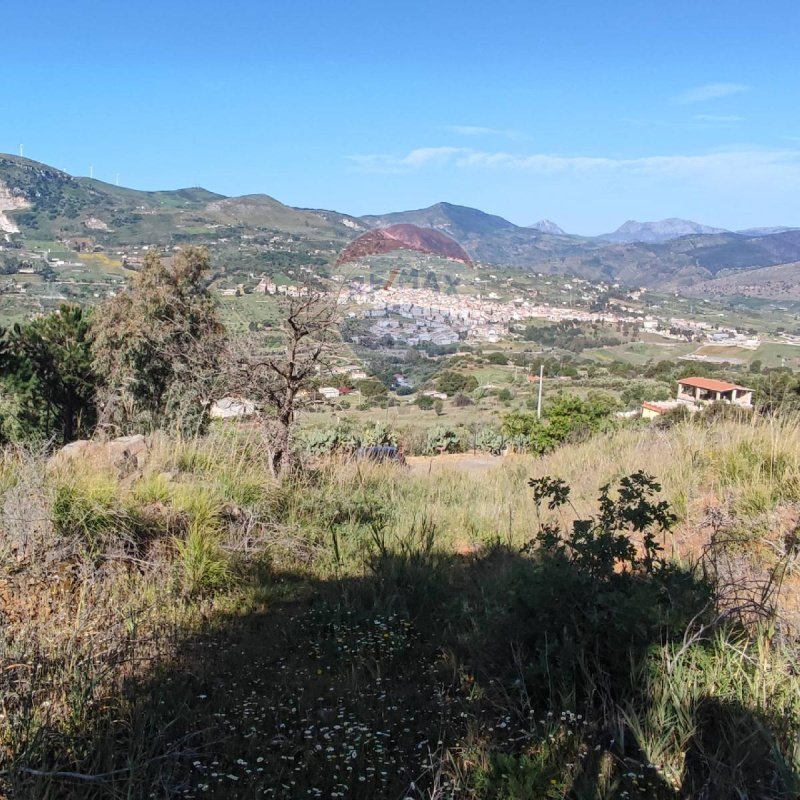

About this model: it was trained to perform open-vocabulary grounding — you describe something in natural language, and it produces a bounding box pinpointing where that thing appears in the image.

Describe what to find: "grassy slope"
[2,416,800,797]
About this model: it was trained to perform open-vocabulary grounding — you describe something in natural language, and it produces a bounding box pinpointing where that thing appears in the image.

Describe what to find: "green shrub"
[475,426,505,454]
[436,370,478,395]
[425,425,463,454]
[502,393,616,454]
[361,422,398,447]
[299,422,360,455]
[518,472,712,699]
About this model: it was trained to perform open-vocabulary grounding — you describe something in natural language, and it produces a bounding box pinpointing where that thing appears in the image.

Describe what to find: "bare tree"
[226,288,339,475]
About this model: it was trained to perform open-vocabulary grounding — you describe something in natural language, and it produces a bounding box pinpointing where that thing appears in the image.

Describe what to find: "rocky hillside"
[681,261,800,301]
[528,219,567,235]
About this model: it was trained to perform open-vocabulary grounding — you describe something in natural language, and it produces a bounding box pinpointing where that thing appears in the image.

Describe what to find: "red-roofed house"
[676,377,753,409]
[641,377,753,419]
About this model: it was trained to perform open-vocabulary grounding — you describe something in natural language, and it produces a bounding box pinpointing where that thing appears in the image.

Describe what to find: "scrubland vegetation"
[2,412,800,798]
[2,245,800,798]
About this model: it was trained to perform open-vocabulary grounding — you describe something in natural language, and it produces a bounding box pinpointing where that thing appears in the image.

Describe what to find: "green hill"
[4,154,800,292]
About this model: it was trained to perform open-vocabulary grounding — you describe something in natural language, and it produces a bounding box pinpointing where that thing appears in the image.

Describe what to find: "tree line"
[0,247,337,473]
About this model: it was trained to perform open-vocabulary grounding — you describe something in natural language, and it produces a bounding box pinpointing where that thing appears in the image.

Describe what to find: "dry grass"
[2,415,800,797]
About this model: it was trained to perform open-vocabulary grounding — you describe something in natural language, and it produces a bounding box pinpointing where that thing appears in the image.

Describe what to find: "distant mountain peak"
[600,217,728,243]
[360,201,518,237]
[528,219,566,235]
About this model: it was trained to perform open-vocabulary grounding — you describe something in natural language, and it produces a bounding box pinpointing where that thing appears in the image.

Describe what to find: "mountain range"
[2,153,800,293]
[598,218,728,243]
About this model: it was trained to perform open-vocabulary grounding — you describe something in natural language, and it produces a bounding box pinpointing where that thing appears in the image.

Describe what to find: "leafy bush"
[425,425,463,454]
[299,422,360,455]
[475,425,506,454]
[624,382,670,408]
[436,370,478,395]
[518,471,711,699]
[502,393,617,454]
[355,379,387,399]
[361,422,398,447]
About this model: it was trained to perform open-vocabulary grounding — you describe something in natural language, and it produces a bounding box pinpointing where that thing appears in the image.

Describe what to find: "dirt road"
[405,452,504,477]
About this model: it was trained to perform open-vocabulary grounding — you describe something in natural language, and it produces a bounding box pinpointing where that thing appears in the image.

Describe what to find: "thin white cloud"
[691,114,745,123]
[623,115,744,130]
[447,125,519,138]
[348,145,800,184]
[675,82,749,104]
[348,147,470,172]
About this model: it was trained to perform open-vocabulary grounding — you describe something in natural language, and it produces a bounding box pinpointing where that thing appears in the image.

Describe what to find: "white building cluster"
[340,284,620,344]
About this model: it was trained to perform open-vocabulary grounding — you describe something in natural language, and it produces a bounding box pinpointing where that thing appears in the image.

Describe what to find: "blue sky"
[2,0,799,233]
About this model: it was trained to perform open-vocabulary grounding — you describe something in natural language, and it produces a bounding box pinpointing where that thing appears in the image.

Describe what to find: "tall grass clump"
[169,483,231,595]
[707,418,800,515]
[626,629,800,796]
[176,519,231,596]
[50,469,127,552]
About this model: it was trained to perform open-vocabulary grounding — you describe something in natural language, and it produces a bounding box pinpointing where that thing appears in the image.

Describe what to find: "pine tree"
[0,305,96,444]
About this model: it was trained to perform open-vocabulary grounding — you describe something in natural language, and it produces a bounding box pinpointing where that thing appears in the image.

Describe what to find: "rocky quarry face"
[0,180,30,233]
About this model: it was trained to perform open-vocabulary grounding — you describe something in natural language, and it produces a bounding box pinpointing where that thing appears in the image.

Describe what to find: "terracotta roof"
[678,377,751,393]
[641,401,668,414]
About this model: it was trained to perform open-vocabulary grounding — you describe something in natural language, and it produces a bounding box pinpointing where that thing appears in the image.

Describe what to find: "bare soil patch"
[406,452,503,477]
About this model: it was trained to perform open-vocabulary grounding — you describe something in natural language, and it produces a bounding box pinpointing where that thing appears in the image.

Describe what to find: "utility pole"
[537,364,544,419]
[89,165,94,179]
[19,144,24,157]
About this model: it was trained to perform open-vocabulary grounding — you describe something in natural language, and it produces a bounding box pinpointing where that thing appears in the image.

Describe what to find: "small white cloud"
[692,114,745,123]
[348,146,471,172]
[447,125,519,138]
[623,115,744,129]
[675,82,749,104]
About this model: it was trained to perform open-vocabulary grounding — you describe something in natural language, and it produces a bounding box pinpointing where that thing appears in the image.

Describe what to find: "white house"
[210,397,256,419]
